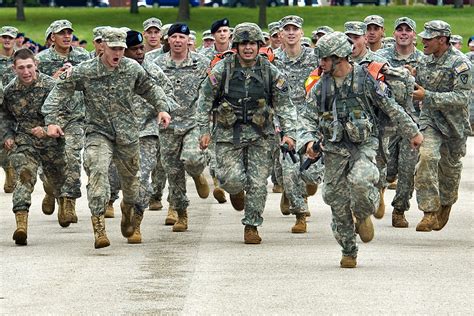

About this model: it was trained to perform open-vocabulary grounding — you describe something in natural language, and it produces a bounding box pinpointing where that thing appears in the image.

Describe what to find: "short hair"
[13,48,35,64]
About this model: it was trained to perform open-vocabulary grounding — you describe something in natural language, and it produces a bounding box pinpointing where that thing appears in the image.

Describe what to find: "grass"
[0,5,473,52]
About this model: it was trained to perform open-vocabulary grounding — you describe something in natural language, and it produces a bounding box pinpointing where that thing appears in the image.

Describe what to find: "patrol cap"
[211,18,230,34]
[418,20,451,39]
[394,17,416,31]
[126,30,143,47]
[51,19,74,34]
[0,26,18,38]
[364,15,384,27]
[202,30,214,40]
[45,24,54,40]
[268,22,281,36]
[280,15,303,29]
[168,23,190,37]
[344,21,366,36]
[93,26,108,41]
[314,26,334,36]
[161,24,172,40]
[301,37,311,47]
[143,17,162,31]
[190,30,197,37]
[102,27,127,48]
[262,32,270,40]
[450,34,462,44]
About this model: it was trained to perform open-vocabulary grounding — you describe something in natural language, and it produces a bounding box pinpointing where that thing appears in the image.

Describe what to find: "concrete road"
[1,139,473,314]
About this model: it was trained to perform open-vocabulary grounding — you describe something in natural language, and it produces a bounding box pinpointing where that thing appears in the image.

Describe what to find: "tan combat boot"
[291,213,307,233]
[42,193,55,215]
[244,225,261,244]
[392,209,408,228]
[272,184,283,193]
[340,256,357,268]
[434,205,452,231]
[416,212,439,232]
[120,201,135,238]
[173,209,188,232]
[374,188,385,219]
[64,197,78,223]
[105,200,115,218]
[127,213,143,244]
[356,216,374,243]
[165,207,178,225]
[306,184,318,196]
[230,191,245,211]
[91,215,110,249]
[3,165,15,193]
[212,177,227,203]
[57,197,71,228]
[148,197,163,210]
[193,174,210,199]
[280,192,290,215]
[12,210,28,246]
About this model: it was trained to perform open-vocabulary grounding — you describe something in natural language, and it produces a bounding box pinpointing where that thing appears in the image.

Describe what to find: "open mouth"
[113,57,119,62]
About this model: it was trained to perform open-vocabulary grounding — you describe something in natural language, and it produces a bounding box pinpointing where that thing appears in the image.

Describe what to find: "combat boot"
[120,201,135,238]
[230,191,245,211]
[127,213,143,244]
[148,198,163,210]
[12,210,28,246]
[291,213,307,233]
[340,256,357,268]
[212,177,227,203]
[193,174,210,199]
[165,207,178,225]
[244,225,261,244]
[356,216,374,243]
[3,165,15,193]
[272,184,283,193]
[434,205,452,231]
[173,209,188,232]
[64,197,78,223]
[306,184,318,196]
[392,209,408,228]
[374,188,385,219]
[416,212,439,232]
[91,215,110,249]
[280,192,290,215]
[105,200,115,218]
[42,193,55,215]
[57,197,72,228]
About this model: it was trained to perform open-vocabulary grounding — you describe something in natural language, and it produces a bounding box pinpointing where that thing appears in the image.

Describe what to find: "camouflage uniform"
[1,73,65,213]
[300,32,419,258]
[201,43,232,61]
[414,21,472,217]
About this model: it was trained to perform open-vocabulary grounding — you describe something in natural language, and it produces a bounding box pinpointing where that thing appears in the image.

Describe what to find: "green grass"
[1,6,473,52]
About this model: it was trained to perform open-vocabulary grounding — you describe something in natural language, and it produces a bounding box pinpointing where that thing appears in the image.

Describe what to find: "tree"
[130,0,139,14]
[258,0,266,28]
[177,0,190,21]
[16,0,25,21]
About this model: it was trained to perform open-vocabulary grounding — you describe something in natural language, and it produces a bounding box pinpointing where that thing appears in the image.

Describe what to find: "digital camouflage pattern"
[418,20,451,39]
[0,54,15,86]
[316,31,352,59]
[344,21,366,36]
[232,23,265,43]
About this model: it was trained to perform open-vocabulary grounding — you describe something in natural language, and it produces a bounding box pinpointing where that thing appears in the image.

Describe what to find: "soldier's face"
[281,25,302,46]
[213,27,230,45]
[52,29,73,50]
[1,35,15,50]
[13,57,38,85]
[421,36,443,55]
[93,39,103,54]
[169,33,189,54]
[347,34,367,58]
[143,27,161,47]
[452,42,461,50]
[203,38,214,48]
[188,39,196,52]
[101,45,125,68]
[125,44,145,64]
[393,24,415,47]
[237,41,259,63]
[270,32,281,49]
[366,24,384,44]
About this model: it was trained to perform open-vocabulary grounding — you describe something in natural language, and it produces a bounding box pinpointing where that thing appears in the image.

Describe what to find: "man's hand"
[31,126,47,139]
[410,132,424,150]
[305,141,323,160]
[281,136,295,152]
[4,138,14,151]
[404,64,416,77]
[200,134,211,150]
[47,125,64,138]
[158,112,171,129]
[413,83,425,101]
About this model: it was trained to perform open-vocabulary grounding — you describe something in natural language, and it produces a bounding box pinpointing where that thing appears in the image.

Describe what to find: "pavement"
[1,138,473,314]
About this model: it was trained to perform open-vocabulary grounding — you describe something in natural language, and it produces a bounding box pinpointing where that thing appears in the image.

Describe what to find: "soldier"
[301,32,422,268]
[1,48,65,246]
[143,17,162,53]
[37,20,91,227]
[198,23,297,244]
[188,30,197,52]
[153,23,211,232]
[378,17,424,227]
[90,26,107,58]
[413,20,472,232]
[197,30,215,52]
[43,27,172,249]
[275,15,321,233]
[364,15,385,52]
[201,18,232,60]
[450,35,463,51]
[263,32,271,47]
[268,22,281,50]
[311,26,334,47]
[44,24,53,49]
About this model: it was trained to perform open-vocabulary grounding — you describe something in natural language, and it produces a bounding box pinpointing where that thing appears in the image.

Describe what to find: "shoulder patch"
[460,74,469,85]
[276,77,286,90]
[454,62,470,75]
[376,80,388,97]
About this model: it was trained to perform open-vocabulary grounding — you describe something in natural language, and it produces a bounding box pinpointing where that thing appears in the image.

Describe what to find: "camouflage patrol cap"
[93,26,108,41]
[344,21,366,36]
[316,31,352,59]
[418,20,451,39]
[143,17,162,31]
[102,27,127,48]
[0,26,18,38]
[45,24,54,40]
[364,15,384,27]
[233,22,265,44]
[314,26,334,36]
[161,24,172,40]
[280,15,303,29]
[301,37,311,47]
[51,20,74,34]
[450,35,463,44]
[202,30,214,40]
[262,32,270,40]
[394,17,416,31]
[268,22,281,36]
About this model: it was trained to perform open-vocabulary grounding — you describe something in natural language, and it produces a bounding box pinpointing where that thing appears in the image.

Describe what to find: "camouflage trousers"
[160,127,208,211]
[387,133,419,212]
[271,134,281,185]
[208,140,217,178]
[322,138,380,257]
[415,126,466,213]
[375,135,390,190]
[150,135,167,202]
[59,121,84,198]
[108,162,121,202]
[83,133,140,216]
[137,136,158,214]
[9,144,65,213]
[215,137,273,227]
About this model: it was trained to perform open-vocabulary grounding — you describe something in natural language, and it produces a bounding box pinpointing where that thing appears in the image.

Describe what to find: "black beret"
[211,18,230,34]
[126,30,143,47]
[167,23,190,37]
